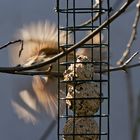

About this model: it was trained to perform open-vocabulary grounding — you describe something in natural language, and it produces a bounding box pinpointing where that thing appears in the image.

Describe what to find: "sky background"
[0,0,139,140]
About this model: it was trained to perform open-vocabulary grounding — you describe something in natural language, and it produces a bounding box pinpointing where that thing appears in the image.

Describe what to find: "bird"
[10,21,107,124]
[10,20,73,124]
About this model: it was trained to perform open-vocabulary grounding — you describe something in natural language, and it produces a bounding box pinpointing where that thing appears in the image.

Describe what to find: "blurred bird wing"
[19,90,37,111]
[9,20,71,66]
[11,100,38,125]
[32,76,58,118]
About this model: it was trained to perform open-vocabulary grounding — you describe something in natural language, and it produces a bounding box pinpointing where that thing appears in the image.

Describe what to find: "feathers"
[32,76,58,118]
[10,20,73,71]
[18,21,66,57]
[19,90,37,112]
[11,100,38,125]
[32,76,65,118]
[10,21,68,124]
[11,76,65,124]
[11,20,69,65]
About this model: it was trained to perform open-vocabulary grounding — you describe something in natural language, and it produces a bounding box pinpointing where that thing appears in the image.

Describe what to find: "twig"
[0,40,22,50]
[40,120,57,140]
[108,63,140,72]
[0,0,134,74]
[123,51,139,65]
[116,2,140,139]
[1,52,140,77]
[117,1,140,65]
[1,61,140,77]
[103,51,140,72]
[18,40,24,57]
[4,62,140,75]
[0,71,63,77]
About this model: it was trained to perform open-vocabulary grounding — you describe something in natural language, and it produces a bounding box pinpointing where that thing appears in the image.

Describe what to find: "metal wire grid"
[56,0,110,140]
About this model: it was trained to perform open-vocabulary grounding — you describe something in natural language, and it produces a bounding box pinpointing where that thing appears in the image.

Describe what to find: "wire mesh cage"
[56,0,110,140]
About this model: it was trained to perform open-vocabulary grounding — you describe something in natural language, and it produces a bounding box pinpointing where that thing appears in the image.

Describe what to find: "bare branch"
[123,51,139,65]
[103,52,140,72]
[116,2,140,137]
[18,40,24,57]
[108,63,140,72]
[1,62,140,76]
[40,120,57,140]
[2,51,140,76]
[1,62,140,77]
[0,40,23,50]
[0,70,63,77]
[117,1,140,65]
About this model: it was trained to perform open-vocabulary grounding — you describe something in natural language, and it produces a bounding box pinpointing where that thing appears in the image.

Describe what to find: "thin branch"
[18,40,24,57]
[123,51,139,65]
[0,0,134,74]
[40,120,57,140]
[103,51,139,72]
[0,70,63,77]
[1,62,140,77]
[116,2,140,138]
[108,62,140,72]
[2,62,140,76]
[117,1,140,65]
[0,40,23,50]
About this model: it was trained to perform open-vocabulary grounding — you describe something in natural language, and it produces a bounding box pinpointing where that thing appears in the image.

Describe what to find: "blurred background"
[0,0,139,140]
